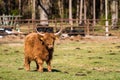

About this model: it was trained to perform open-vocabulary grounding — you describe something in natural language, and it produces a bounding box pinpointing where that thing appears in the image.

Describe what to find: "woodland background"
[0,0,119,20]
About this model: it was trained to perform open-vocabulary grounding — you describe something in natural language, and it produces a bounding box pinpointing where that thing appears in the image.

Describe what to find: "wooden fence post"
[86,19,90,36]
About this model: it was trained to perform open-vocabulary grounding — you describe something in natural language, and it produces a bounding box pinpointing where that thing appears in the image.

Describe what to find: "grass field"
[0,37,120,80]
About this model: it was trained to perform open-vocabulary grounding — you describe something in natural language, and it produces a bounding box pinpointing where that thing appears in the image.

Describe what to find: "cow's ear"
[55,36,59,40]
[37,34,44,41]
[40,37,44,41]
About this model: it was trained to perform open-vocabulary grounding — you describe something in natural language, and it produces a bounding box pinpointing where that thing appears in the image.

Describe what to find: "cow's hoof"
[48,70,52,72]
[26,69,30,71]
[25,68,30,71]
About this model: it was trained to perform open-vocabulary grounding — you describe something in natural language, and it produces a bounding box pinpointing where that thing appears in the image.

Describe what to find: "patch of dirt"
[0,35,25,44]
[58,35,120,44]
[0,35,120,46]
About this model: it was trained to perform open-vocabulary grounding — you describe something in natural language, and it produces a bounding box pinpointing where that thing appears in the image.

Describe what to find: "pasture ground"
[0,35,120,80]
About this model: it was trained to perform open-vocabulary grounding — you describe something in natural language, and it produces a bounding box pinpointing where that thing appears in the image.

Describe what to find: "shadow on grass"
[18,67,61,72]
[30,68,61,72]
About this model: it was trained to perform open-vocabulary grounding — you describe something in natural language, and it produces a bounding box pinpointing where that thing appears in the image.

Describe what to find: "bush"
[10,9,19,15]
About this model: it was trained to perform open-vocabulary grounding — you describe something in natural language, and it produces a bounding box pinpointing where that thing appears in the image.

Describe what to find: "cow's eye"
[52,37,56,40]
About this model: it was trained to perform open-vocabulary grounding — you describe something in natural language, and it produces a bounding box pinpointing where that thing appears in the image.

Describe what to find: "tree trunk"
[93,0,96,25]
[84,0,87,24]
[105,0,109,36]
[58,0,64,18]
[111,0,118,29]
[32,0,36,20]
[69,0,73,30]
[79,0,83,24]
[76,0,79,24]
[19,0,22,15]
[100,0,104,17]
[38,0,50,25]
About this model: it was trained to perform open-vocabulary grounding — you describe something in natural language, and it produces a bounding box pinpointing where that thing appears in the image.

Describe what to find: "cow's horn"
[35,27,45,36]
[54,28,62,36]
[38,32,45,36]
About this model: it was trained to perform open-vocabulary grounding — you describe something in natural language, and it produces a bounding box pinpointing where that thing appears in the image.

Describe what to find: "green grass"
[0,39,120,80]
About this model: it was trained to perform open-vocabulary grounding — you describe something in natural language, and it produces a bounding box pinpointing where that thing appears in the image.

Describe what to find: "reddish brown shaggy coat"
[24,32,56,72]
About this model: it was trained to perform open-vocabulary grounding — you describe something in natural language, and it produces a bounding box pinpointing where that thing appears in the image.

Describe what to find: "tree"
[37,0,50,25]
[58,0,64,18]
[84,0,87,24]
[19,0,21,15]
[79,0,83,24]
[105,0,109,36]
[32,0,36,20]
[111,0,118,29]
[0,0,5,15]
[100,0,104,17]
[76,0,79,24]
[69,0,73,25]
[93,0,96,25]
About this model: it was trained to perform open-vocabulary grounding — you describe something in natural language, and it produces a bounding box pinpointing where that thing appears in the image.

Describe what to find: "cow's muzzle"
[48,44,54,49]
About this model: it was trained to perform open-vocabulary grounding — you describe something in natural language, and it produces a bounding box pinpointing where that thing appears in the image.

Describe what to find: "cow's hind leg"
[46,60,52,72]
[24,57,31,71]
[35,61,39,70]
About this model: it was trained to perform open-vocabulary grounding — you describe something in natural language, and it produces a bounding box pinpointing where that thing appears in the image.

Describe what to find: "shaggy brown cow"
[24,31,61,72]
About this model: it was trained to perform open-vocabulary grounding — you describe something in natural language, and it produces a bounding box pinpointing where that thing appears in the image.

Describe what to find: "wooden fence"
[0,17,120,36]
[0,14,21,28]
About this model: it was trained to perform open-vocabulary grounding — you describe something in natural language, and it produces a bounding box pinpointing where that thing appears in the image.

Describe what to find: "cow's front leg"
[37,59,43,72]
[46,60,52,72]
[24,57,31,71]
